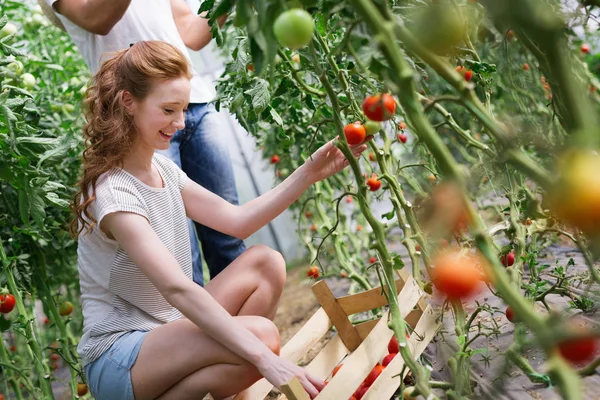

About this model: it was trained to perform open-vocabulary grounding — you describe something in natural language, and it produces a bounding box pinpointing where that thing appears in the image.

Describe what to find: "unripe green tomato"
[79,85,88,96]
[7,60,23,75]
[0,23,17,38]
[364,121,382,136]
[273,9,315,50]
[33,4,43,15]
[50,104,61,112]
[32,14,47,26]
[21,73,36,89]
[63,104,75,113]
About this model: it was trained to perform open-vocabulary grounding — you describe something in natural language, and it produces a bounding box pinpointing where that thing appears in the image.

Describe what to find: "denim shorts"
[84,331,149,400]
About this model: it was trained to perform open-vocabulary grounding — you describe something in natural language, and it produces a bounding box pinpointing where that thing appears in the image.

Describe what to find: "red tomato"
[581,43,590,54]
[332,363,343,377]
[431,251,482,299]
[367,175,381,191]
[9,345,16,352]
[364,365,385,386]
[388,335,399,354]
[0,294,15,314]
[356,224,363,231]
[463,69,473,82]
[270,154,280,164]
[558,337,597,365]
[397,133,407,143]
[344,122,367,145]
[352,382,367,399]
[310,224,317,232]
[501,252,515,267]
[398,121,407,130]
[382,352,397,366]
[304,211,312,219]
[51,353,60,362]
[523,63,530,71]
[307,266,319,279]
[346,196,353,204]
[369,256,377,264]
[505,306,515,323]
[362,94,396,121]
[368,152,376,162]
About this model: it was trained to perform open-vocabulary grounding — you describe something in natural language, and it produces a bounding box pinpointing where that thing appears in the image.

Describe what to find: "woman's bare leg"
[130,245,286,399]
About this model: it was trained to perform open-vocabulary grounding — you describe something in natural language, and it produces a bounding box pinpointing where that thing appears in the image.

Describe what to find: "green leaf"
[30,189,46,228]
[392,254,404,270]
[16,137,60,146]
[18,185,30,226]
[381,209,395,220]
[269,107,283,126]
[42,181,66,192]
[244,78,270,112]
[45,192,69,208]
[0,15,7,31]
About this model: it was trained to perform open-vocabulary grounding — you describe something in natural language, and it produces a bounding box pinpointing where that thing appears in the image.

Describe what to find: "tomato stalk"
[0,335,25,400]
[0,240,55,399]
[277,49,326,98]
[307,32,436,399]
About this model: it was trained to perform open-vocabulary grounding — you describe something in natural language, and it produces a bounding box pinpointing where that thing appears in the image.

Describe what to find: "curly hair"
[70,40,192,238]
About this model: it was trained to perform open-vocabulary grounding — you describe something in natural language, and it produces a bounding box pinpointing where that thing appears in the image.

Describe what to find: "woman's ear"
[121,90,137,115]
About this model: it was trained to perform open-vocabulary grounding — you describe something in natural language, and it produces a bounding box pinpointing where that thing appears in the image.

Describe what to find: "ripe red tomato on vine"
[431,251,484,300]
[367,175,381,191]
[0,294,15,314]
[362,94,396,121]
[343,122,366,145]
[270,155,280,164]
[307,266,319,279]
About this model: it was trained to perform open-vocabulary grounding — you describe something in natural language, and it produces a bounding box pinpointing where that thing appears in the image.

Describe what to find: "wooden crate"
[233,269,441,400]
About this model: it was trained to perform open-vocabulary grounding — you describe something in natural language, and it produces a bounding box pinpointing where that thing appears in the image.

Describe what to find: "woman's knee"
[246,245,286,282]
[248,316,281,356]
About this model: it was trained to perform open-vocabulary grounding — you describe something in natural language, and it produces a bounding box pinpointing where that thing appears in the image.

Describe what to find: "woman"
[70,40,369,400]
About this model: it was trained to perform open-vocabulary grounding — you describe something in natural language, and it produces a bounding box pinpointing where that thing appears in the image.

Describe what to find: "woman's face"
[130,76,191,152]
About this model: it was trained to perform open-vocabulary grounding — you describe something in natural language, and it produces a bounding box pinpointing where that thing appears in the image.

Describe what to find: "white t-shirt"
[76,154,192,366]
[47,0,215,103]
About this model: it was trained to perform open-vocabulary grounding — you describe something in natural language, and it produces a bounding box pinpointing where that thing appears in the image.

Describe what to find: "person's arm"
[181,138,370,240]
[52,0,131,35]
[170,0,228,51]
[101,211,323,397]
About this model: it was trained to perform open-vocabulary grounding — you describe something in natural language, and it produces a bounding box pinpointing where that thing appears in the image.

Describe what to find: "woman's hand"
[302,136,372,184]
[257,352,325,399]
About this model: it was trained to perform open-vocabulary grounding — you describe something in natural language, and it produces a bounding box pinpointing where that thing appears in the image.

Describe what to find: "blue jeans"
[157,103,246,285]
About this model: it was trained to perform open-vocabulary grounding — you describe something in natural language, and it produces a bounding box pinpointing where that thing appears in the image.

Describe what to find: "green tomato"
[273,9,315,50]
[69,77,81,87]
[7,60,23,75]
[63,104,75,113]
[364,121,382,136]
[0,23,17,38]
[21,73,36,89]
[412,4,465,55]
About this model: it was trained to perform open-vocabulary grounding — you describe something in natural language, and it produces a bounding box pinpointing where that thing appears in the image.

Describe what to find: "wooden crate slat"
[232,307,333,400]
[396,269,428,312]
[355,319,379,340]
[311,280,363,351]
[312,277,423,400]
[280,377,311,400]
[361,305,442,400]
[277,334,352,400]
[304,333,349,378]
[336,278,405,316]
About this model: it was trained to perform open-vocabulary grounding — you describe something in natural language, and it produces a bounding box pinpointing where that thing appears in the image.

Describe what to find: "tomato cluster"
[307,266,320,279]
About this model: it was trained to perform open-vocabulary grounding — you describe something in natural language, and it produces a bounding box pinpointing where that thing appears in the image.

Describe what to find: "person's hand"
[257,353,325,399]
[302,136,372,183]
